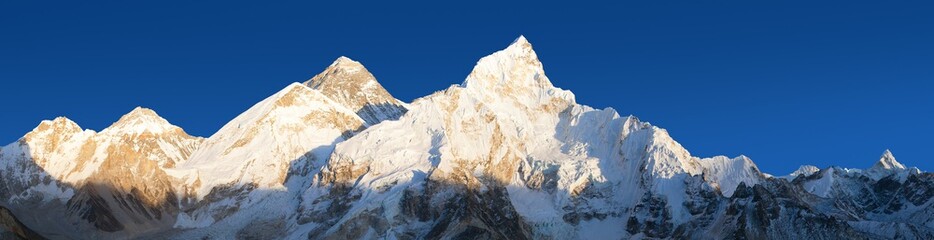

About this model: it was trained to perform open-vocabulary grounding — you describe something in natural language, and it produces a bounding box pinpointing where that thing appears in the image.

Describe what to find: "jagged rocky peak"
[304,56,406,125]
[697,155,764,197]
[786,165,821,178]
[866,149,908,180]
[93,106,202,168]
[461,35,574,108]
[23,116,83,141]
[102,106,186,136]
[36,116,81,132]
[874,149,905,170]
[462,35,545,89]
[17,116,90,164]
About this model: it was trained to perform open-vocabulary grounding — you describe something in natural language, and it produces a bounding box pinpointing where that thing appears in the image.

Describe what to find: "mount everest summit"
[1,36,932,239]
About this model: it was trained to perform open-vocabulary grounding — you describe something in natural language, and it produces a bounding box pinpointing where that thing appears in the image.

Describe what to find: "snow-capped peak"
[19,116,86,148]
[121,107,164,122]
[783,165,820,179]
[697,155,764,197]
[328,56,365,71]
[101,107,181,135]
[304,56,407,125]
[866,149,907,180]
[873,149,905,170]
[304,56,381,99]
[458,35,575,123]
[510,35,532,49]
[462,35,554,92]
[29,117,82,136]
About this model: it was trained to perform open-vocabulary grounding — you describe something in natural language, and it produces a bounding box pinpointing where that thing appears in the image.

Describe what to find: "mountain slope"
[290,36,778,239]
[153,60,409,238]
[169,83,367,235]
[0,206,46,240]
[0,36,931,239]
[0,107,203,238]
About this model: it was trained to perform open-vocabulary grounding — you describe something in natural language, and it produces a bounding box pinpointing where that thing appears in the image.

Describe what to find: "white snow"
[697,155,763,197]
[177,82,365,197]
[101,107,183,135]
[1,35,928,239]
[782,165,820,179]
[866,149,907,180]
[804,168,835,197]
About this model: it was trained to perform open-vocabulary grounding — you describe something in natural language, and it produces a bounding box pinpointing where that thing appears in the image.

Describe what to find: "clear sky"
[2,1,932,174]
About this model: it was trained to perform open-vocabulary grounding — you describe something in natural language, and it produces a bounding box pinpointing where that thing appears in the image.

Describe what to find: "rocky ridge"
[0,36,931,239]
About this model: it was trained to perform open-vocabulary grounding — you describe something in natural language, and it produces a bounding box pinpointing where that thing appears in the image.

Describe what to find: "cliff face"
[0,206,46,240]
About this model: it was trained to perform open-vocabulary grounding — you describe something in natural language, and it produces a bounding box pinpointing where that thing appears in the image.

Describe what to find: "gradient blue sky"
[2,1,932,174]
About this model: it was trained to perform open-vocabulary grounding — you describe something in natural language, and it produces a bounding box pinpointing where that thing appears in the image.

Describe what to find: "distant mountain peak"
[329,56,364,70]
[866,149,907,180]
[873,149,905,170]
[102,106,183,135]
[510,35,531,49]
[308,56,369,86]
[123,106,161,119]
[697,154,764,197]
[35,116,81,133]
[304,57,406,125]
[786,165,820,178]
[22,116,83,143]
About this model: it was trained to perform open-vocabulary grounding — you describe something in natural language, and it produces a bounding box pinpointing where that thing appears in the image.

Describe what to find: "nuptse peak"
[0,36,931,239]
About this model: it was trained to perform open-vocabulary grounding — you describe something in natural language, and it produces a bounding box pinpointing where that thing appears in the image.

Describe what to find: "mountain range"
[1,36,932,239]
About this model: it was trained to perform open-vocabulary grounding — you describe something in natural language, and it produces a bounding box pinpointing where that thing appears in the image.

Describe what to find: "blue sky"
[1,1,932,174]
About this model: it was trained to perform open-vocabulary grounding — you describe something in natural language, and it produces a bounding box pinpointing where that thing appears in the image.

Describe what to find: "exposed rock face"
[0,206,45,240]
[0,107,202,239]
[68,108,200,234]
[0,36,932,239]
[304,56,408,125]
